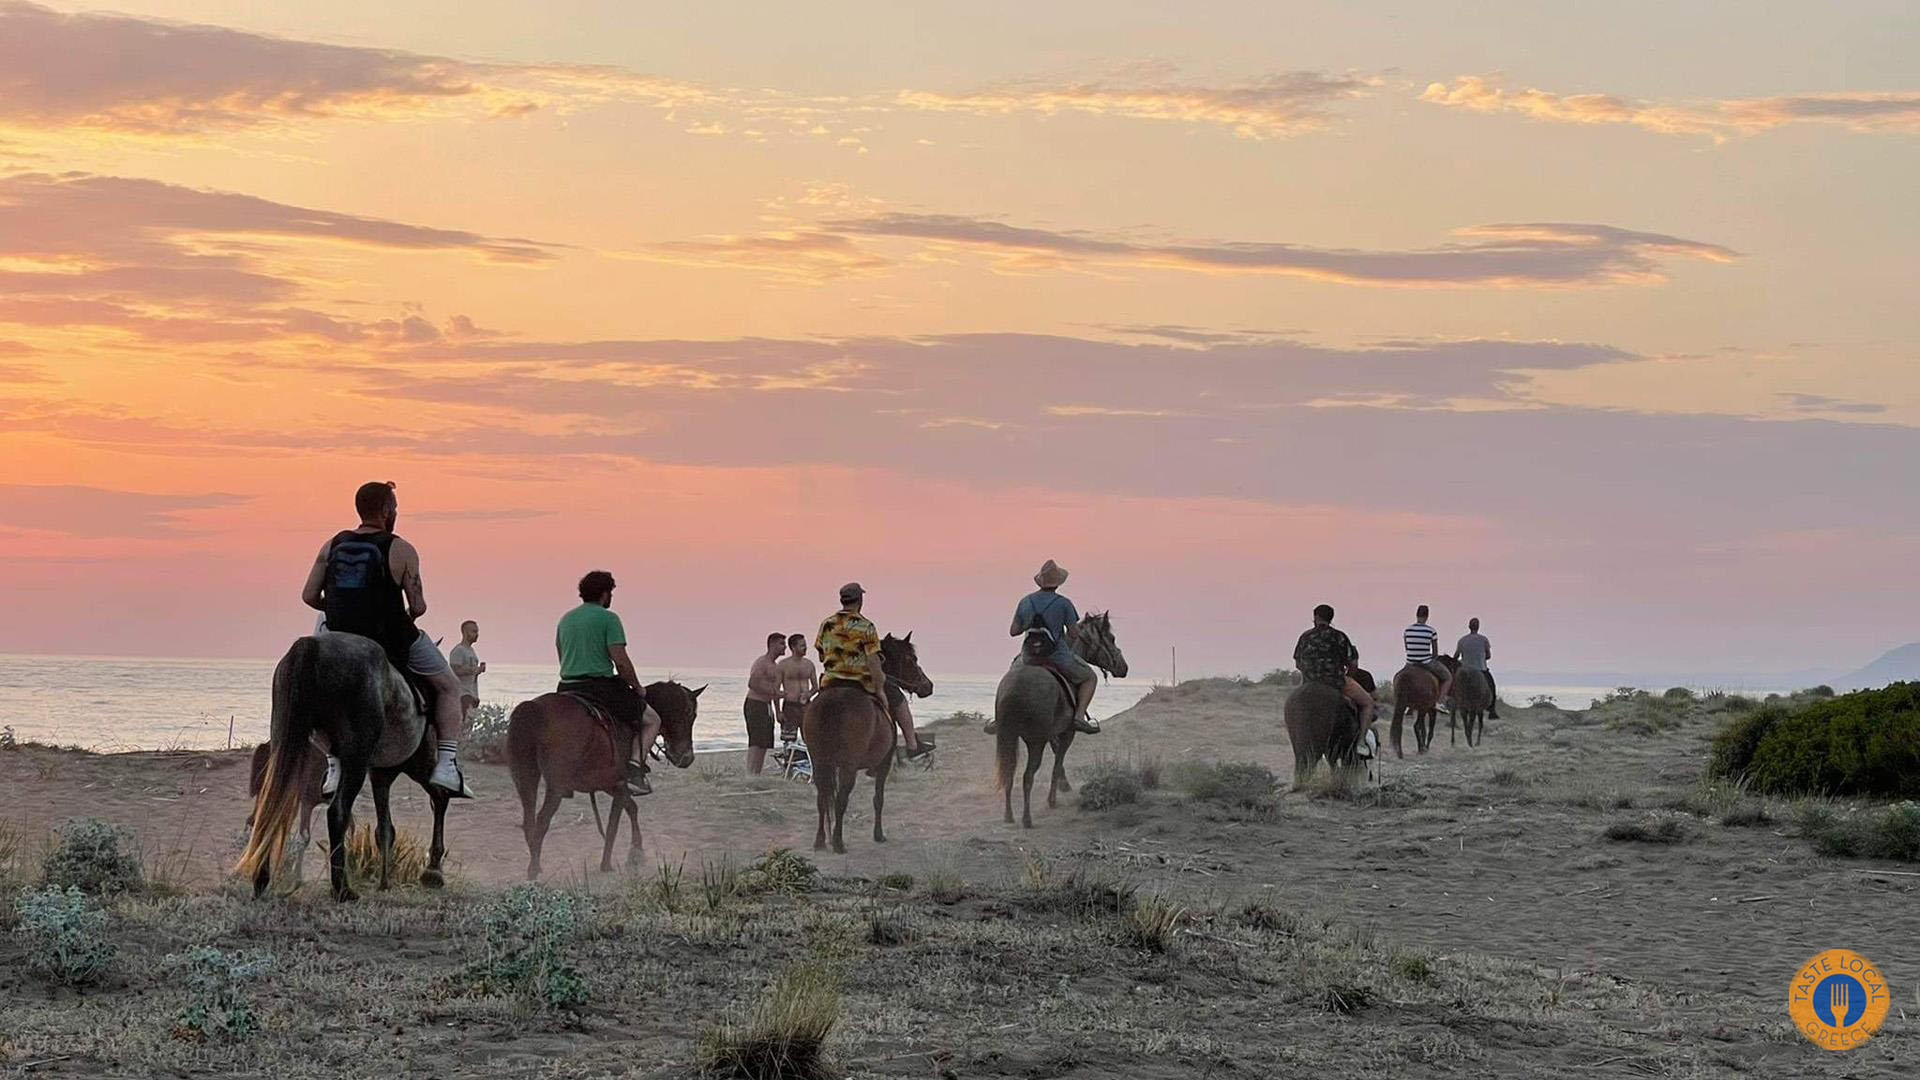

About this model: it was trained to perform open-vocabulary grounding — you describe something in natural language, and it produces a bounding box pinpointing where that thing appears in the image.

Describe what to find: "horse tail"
[507,700,544,828]
[995,724,1019,793]
[236,637,319,884]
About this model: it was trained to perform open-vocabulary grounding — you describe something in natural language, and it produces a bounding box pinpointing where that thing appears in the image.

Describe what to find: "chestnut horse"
[1451,668,1493,747]
[994,613,1128,828]
[508,680,702,879]
[244,737,452,891]
[1391,655,1458,758]
[802,634,933,854]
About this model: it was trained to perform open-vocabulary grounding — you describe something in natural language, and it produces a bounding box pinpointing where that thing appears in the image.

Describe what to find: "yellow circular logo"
[1787,949,1890,1050]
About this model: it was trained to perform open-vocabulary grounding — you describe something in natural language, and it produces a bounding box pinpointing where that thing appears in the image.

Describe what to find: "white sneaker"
[429,758,475,799]
[321,756,340,801]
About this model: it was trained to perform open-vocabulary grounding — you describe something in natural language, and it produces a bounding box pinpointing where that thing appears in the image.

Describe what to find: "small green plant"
[865,905,915,946]
[922,868,965,904]
[1720,803,1774,828]
[1120,893,1187,952]
[167,946,274,1040]
[465,702,511,763]
[1390,948,1436,984]
[41,818,142,896]
[1234,900,1298,936]
[1489,769,1527,788]
[701,859,742,911]
[698,957,842,1080]
[1603,818,1689,844]
[17,885,114,986]
[875,872,913,892]
[1797,802,1920,862]
[739,848,818,895]
[469,884,589,1012]
[0,724,15,748]
[1077,761,1145,811]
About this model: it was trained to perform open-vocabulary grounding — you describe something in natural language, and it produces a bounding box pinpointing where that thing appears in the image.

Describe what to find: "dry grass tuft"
[698,958,841,1080]
[343,823,425,886]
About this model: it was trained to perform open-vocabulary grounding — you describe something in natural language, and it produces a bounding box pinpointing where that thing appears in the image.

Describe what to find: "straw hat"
[1034,560,1069,589]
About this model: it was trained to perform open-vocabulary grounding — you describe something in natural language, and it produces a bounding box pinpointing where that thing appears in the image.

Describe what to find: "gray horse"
[237,634,434,901]
[993,612,1128,828]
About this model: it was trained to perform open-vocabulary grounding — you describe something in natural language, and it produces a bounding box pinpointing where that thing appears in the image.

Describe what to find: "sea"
[0,654,1153,754]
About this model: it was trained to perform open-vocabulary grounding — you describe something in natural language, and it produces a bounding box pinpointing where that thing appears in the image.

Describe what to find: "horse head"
[645,680,702,768]
[1071,612,1128,678]
[880,633,934,698]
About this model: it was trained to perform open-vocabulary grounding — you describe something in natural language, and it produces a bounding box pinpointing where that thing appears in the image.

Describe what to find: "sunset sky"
[3,0,1917,678]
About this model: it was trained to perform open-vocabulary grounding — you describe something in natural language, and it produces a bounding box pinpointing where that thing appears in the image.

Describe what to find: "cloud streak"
[1421,76,1920,138]
[0,484,246,537]
[897,71,1376,138]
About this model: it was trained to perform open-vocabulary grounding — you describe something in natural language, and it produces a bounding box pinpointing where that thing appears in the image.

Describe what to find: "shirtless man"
[776,633,817,741]
[744,633,786,774]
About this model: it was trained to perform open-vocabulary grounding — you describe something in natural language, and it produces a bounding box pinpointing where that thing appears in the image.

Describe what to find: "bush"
[1119,893,1187,953]
[1738,684,1920,798]
[698,959,841,1080]
[1662,686,1695,702]
[41,818,142,896]
[466,703,510,763]
[167,946,274,1040]
[1798,802,1920,862]
[1018,859,1137,917]
[469,885,588,1012]
[1603,818,1688,844]
[739,848,818,895]
[1707,704,1792,783]
[1077,762,1145,811]
[1527,694,1558,709]
[17,885,114,986]
[1171,760,1280,812]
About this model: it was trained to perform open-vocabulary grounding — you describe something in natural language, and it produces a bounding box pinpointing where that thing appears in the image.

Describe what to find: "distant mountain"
[1840,643,1920,690]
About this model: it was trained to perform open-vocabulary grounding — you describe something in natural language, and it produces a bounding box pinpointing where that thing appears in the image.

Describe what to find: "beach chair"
[773,730,813,784]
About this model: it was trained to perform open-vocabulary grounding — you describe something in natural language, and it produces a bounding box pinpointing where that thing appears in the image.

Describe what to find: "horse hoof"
[832,842,847,855]
[333,887,359,903]
[874,831,887,843]
[1056,778,1072,793]
[814,839,827,852]
[420,868,444,890]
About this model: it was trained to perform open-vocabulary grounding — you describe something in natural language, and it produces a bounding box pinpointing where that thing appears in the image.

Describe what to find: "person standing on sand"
[1404,604,1453,712]
[816,583,933,757]
[555,570,654,797]
[449,620,485,729]
[745,633,786,774]
[777,633,817,740]
[1294,604,1376,724]
[1454,617,1498,719]
[302,481,473,800]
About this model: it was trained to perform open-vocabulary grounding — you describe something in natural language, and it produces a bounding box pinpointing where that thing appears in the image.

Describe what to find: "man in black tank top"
[301,482,474,799]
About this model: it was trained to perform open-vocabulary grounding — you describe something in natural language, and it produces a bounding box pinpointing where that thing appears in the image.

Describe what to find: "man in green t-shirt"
[556,570,655,796]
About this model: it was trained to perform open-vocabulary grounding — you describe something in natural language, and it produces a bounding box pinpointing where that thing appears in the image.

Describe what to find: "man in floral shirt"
[815,582,932,758]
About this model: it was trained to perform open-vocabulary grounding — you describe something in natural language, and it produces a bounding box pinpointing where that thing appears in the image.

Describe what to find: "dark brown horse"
[508,681,701,879]
[994,613,1128,828]
[1391,655,1458,758]
[245,737,452,890]
[802,634,933,854]
[1284,681,1376,789]
[1451,668,1493,747]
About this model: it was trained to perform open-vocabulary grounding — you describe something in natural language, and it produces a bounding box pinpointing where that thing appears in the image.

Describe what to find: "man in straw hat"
[815,582,934,758]
[985,559,1102,736]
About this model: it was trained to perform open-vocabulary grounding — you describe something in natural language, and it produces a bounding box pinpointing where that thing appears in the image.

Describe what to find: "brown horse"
[1284,681,1376,789]
[802,634,933,854]
[994,613,1128,828]
[245,737,453,890]
[1451,668,1493,747]
[508,680,702,879]
[1391,655,1458,758]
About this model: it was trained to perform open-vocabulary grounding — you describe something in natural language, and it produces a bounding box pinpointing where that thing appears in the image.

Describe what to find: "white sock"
[437,740,457,764]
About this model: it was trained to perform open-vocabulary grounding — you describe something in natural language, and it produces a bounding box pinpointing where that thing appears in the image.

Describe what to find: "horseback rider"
[1293,604,1376,726]
[1454,617,1498,719]
[815,583,933,758]
[555,570,656,797]
[984,559,1101,736]
[1404,604,1454,711]
[301,481,473,799]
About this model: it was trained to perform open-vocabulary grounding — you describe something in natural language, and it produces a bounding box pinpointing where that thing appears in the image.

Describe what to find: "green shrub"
[739,848,818,895]
[167,946,274,1040]
[469,884,588,1012]
[1798,802,1920,862]
[1172,760,1279,812]
[1739,684,1920,798]
[1603,818,1688,844]
[1077,761,1145,811]
[17,885,114,986]
[1720,803,1774,828]
[1662,686,1695,702]
[1805,685,1837,699]
[41,818,142,896]
[466,703,510,763]
[1707,704,1792,783]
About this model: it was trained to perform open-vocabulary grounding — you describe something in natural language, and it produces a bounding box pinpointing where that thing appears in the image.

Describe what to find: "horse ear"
[693,684,707,698]
[903,631,912,643]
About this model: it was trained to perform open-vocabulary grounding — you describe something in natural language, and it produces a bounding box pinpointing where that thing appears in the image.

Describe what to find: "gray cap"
[838,582,865,604]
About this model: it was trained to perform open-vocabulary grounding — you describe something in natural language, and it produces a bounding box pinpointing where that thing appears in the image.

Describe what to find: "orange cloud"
[898,71,1376,139]
[1422,75,1920,138]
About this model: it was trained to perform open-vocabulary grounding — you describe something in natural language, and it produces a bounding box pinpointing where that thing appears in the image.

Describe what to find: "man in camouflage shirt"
[1293,604,1376,724]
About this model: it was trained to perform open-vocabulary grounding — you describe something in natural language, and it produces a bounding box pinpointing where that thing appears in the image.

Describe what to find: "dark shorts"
[744,698,776,749]
[1423,659,1451,683]
[779,699,807,729]
[557,676,643,729]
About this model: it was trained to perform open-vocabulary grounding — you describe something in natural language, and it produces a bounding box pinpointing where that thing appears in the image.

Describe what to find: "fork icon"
[1830,982,1850,1024]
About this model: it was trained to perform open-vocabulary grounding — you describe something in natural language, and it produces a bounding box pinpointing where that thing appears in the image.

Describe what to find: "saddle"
[560,691,617,734]
[1021,631,1077,702]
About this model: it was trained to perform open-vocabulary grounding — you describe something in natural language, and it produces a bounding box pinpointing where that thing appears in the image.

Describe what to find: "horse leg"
[420,789,448,889]
[831,766,857,854]
[328,762,367,902]
[287,799,315,888]
[1450,706,1457,746]
[599,790,621,872]
[872,752,891,844]
[526,784,563,881]
[623,795,644,868]
[814,764,834,851]
[1020,737,1045,828]
[371,772,396,891]
[1048,737,1072,808]
[1391,705,1406,760]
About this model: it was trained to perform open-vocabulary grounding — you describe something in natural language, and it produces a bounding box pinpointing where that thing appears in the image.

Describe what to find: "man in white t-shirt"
[448,620,485,732]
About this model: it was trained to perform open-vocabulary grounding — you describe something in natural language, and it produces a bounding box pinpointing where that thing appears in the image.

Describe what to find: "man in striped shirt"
[1404,605,1453,710]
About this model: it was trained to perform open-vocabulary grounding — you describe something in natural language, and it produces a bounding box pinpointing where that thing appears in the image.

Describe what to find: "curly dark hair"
[578,570,617,601]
